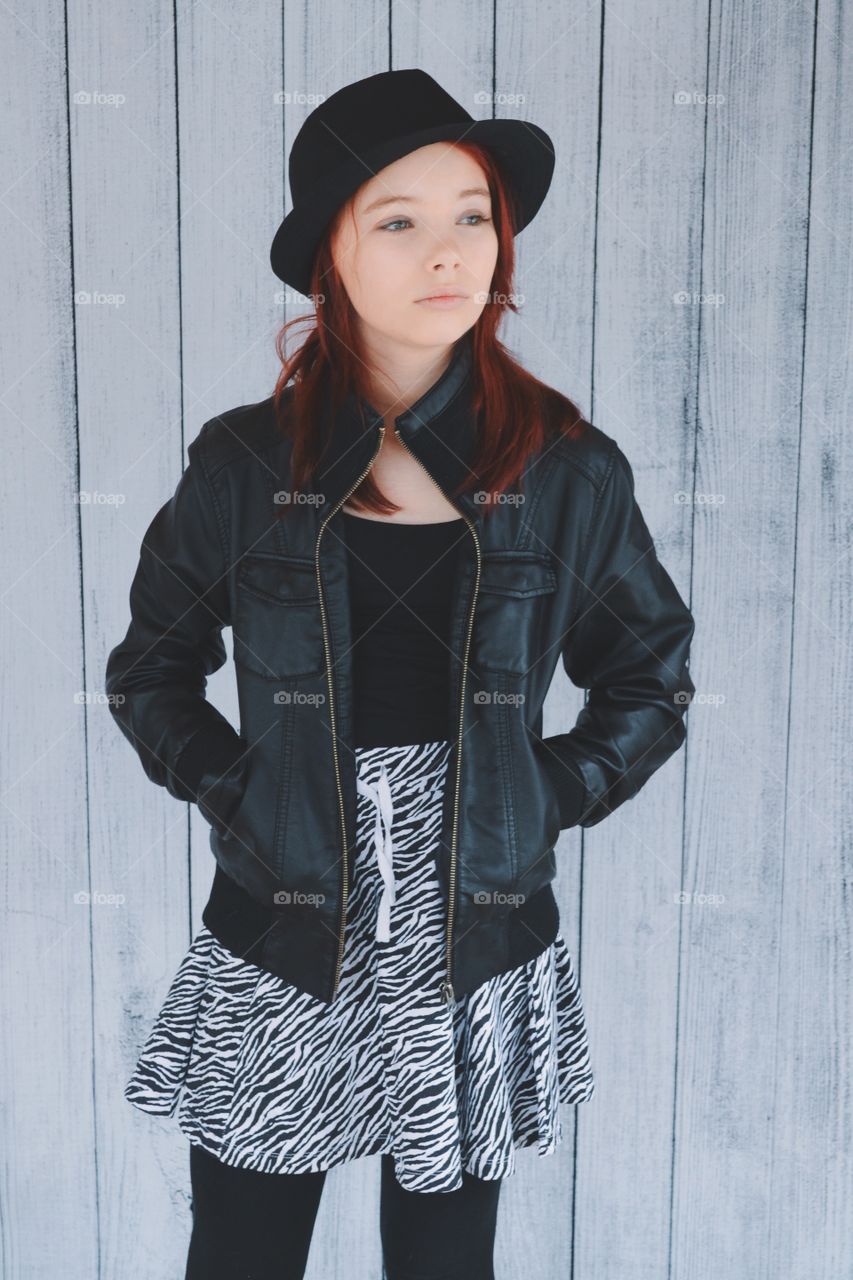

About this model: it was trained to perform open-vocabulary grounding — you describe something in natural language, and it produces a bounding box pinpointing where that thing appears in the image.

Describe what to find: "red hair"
[271,141,587,518]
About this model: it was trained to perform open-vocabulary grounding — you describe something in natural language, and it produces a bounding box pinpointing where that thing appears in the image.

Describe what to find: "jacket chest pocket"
[234,554,326,679]
[471,551,557,676]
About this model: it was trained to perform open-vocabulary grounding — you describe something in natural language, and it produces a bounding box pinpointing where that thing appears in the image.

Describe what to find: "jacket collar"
[310,329,481,522]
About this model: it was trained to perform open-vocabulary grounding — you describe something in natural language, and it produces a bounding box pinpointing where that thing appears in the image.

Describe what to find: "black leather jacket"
[106,335,695,1006]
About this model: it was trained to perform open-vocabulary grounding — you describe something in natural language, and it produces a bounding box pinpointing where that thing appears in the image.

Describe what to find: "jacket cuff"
[539,751,588,828]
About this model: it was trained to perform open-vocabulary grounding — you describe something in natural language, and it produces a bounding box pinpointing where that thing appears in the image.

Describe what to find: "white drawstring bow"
[356,762,395,941]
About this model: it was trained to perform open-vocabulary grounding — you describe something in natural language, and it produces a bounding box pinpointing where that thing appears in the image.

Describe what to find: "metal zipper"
[394,426,481,1008]
[316,422,386,1002]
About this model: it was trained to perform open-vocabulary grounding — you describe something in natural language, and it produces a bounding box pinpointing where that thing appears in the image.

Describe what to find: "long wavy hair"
[272,140,586,518]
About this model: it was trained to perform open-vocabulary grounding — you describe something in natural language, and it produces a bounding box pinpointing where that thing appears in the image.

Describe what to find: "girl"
[108,69,694,1280]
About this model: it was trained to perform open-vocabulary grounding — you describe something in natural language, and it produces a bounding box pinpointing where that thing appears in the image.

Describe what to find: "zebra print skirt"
[124,738,595,1194]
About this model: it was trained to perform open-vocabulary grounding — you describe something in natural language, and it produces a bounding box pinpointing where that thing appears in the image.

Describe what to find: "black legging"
[185,1142,502,1280]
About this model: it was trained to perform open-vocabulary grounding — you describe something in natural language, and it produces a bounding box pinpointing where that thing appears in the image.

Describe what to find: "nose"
[424,230,462,273]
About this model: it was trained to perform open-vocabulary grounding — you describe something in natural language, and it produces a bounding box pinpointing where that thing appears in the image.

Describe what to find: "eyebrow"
[361,187,491,215]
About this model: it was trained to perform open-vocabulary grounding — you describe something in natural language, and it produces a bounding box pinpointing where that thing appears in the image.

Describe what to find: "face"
[329,142,499,353]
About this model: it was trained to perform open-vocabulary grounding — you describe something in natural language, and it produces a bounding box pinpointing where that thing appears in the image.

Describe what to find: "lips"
[417,290,467,301]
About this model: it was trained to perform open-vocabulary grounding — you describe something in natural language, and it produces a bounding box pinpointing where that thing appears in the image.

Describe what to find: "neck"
[359,334,457,423]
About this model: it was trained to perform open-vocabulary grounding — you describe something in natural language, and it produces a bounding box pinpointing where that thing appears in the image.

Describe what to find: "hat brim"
[270,117,555,295]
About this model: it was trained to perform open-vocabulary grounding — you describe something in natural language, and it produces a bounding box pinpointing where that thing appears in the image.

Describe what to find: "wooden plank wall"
[1,0,850,1276]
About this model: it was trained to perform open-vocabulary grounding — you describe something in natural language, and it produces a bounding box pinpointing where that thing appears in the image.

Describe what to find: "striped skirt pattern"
[124,738,595,1193]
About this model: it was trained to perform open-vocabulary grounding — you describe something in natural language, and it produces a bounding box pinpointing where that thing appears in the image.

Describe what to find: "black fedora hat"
[270,68,555,297]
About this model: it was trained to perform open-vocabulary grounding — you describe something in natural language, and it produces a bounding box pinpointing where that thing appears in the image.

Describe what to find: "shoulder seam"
[549,436,613,493]
[190,424,231,574]
[568,437,619,626]
[197,403,284,481]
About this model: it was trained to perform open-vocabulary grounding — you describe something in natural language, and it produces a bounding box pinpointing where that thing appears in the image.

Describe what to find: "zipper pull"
[439,978,455,1006]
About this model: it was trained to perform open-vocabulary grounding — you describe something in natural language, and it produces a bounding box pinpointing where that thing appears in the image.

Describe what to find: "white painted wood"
[673,1,821,1277]
[570,3,707,1279]
[0,4,96,1276]
[2,2,851,1277]
[69,3,196,1275]
[753,1,853,1277]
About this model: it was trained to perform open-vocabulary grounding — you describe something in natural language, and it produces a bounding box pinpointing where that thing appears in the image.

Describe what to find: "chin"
[410,309,474,338]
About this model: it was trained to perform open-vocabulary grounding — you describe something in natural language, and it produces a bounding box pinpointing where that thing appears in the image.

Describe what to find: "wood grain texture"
[0,1,94,1275]
[572,2,705,1278]
[1,0,849,1277]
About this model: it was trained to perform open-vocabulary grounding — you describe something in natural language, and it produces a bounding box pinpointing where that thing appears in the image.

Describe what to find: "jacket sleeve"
[104,424,248,825]
[539,441,695,829]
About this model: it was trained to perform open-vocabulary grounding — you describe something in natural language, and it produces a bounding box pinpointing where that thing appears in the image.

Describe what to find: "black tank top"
[342,511,467,747]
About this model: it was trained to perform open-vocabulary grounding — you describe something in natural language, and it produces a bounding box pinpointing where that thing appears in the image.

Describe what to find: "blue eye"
[378,213,492,232]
